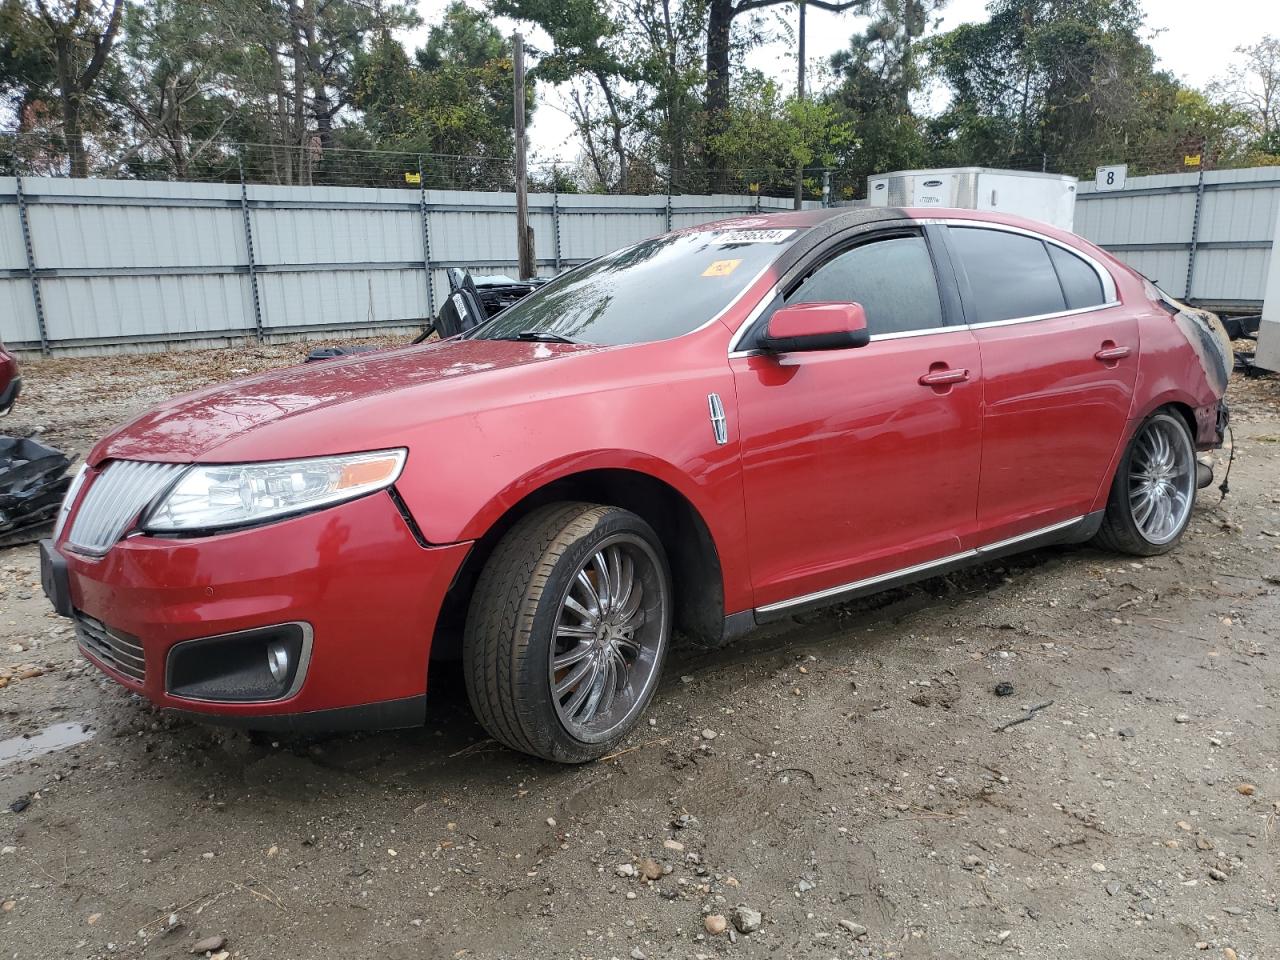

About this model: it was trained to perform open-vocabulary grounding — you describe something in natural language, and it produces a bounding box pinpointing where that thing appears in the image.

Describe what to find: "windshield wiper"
[498,330,580,344]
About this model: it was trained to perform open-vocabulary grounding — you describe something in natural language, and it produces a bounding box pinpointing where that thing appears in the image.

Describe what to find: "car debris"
[304,268,546,363]
[0,436,73,548]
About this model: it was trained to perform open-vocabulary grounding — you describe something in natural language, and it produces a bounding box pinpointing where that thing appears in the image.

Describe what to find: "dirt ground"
[1,339,1277,960]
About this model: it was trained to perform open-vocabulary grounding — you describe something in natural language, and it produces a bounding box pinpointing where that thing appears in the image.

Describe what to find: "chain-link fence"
[5,128,1278,201]
[0,131,843,202]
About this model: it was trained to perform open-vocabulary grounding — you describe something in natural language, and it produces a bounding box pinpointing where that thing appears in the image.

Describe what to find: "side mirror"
[760,302,870,353]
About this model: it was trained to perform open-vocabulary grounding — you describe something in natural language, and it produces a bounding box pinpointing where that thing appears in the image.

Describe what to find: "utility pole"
[513,32,534,280]
[793,1,806,210]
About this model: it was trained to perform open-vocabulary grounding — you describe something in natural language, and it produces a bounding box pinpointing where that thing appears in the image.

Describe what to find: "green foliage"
[709,72,855,192]
[827,0,939,187]
[353,3,528,187]
[923,0,1252,175]
[0,0,1275,190]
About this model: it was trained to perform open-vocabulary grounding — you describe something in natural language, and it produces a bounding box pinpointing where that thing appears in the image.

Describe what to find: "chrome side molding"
[756,514,1089,619]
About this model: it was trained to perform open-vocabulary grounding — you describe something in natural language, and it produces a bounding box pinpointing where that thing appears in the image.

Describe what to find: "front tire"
[1094,410,1197,556]
[462,502,672,763]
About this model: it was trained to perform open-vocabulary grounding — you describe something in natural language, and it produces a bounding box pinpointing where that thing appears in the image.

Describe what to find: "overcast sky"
[409,0,1275,164]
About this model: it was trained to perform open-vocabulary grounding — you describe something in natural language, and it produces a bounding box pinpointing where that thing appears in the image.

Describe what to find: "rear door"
[941,223,1138,543]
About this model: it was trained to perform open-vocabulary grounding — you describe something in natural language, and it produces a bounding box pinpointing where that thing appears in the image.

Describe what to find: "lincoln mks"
[41,207,1231,762]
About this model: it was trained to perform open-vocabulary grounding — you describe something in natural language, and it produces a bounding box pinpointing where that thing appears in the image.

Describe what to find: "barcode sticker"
[711,229,796,244]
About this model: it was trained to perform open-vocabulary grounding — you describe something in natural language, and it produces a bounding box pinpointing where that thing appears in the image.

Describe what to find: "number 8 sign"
[1095,164,1127,192]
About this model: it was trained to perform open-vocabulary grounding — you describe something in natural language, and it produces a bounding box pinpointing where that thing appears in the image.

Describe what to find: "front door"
[942,224,1139,542]
[730,229,984,612]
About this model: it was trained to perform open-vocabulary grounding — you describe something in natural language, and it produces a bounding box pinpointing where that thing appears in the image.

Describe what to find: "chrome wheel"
[549,533,669,743]
[1128,417,1195,545]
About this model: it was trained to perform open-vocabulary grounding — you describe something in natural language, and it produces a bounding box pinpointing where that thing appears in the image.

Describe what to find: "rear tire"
[462,502,672,763]
[1093,410,1197,556]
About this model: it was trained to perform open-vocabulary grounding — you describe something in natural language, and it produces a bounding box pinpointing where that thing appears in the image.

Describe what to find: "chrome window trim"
[921,217,1119,305]
[165,621,315,703]
[756,514,1085,616]
[727,281,781,356]
[728,220,1122,358]
[963,300,1123,331]
[867,325,963,343]
[728,291,965,358]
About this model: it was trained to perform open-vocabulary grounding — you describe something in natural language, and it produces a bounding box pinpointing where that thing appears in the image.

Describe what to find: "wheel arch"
[1091,393,1200,513]
[1135,392,1198,438]
[432,466,729,659]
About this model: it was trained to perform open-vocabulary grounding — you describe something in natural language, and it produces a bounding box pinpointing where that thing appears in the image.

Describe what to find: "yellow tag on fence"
[404,171,422,184]
[702,259,742,277]
[1183,154,1201,167]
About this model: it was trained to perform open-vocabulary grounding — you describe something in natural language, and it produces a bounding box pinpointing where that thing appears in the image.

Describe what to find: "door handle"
[1094,344,1131,362]
[918,367,970,386]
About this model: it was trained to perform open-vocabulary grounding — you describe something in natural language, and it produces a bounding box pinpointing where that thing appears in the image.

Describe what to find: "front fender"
[446,448,722,543]
[391,352,753,615]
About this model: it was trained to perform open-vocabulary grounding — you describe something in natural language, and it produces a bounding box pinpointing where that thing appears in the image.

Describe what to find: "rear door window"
[786,233,944,336]
[949,227,1066,323]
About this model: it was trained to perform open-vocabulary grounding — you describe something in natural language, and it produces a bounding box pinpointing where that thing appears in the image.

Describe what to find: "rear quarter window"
[1047,244,1106,309]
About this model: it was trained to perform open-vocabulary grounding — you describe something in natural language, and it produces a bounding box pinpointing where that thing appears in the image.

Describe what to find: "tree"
[703,0,868,181]
[708,70,854,193]
[1211,36,1279,156]
[0,0,124,176]
[623,0,706,188]
[828,0,942,189]
[493,0,638,190]
[202,0,418,184]
[925,0,1211,173]
[107,0,234,178]
[353,3,531,188]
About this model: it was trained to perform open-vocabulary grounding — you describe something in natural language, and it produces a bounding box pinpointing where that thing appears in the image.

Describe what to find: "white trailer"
[1256,206,1280,372]
[867,167,1078,232]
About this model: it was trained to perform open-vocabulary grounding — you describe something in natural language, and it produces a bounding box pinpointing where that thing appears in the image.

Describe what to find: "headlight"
[141,449,406,533]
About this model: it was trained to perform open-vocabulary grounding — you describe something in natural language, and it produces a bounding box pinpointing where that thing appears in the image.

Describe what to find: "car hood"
[91,338,599,464]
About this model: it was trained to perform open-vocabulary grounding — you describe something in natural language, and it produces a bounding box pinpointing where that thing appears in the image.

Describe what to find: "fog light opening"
[267,641,290,684]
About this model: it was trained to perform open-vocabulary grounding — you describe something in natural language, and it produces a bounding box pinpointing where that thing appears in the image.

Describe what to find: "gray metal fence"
[1076,166,1280,313]
[5,167,1276,354]
[0,177,799,354]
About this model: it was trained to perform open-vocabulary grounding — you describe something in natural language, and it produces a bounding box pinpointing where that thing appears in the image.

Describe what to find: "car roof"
[686,206,1096,261]
[690,205,1065,231]
[685,206,887,232]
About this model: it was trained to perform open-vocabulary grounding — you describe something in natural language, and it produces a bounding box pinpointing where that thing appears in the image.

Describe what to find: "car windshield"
[467,226,800,346]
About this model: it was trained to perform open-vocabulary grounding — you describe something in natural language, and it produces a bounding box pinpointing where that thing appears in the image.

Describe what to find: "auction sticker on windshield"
[702,259,742,277]
[712,229,796,244]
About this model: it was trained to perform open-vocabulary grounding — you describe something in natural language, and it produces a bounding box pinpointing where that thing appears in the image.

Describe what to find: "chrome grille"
[75,611,146,683]
[66,461,186,554]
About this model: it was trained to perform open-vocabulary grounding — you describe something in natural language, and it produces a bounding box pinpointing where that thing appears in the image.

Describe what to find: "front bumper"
[43,490,471,728]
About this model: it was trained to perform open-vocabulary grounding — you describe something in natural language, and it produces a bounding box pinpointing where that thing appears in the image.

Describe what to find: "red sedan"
[41,208,1231,762]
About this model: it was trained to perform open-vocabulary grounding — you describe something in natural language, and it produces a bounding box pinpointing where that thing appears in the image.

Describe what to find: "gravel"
[0,346,1276,958]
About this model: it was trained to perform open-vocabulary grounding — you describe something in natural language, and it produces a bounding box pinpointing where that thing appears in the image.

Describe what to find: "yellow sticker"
[702,258,742,277]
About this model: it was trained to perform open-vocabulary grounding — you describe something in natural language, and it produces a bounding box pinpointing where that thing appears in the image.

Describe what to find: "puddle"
[0,723,94,767]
